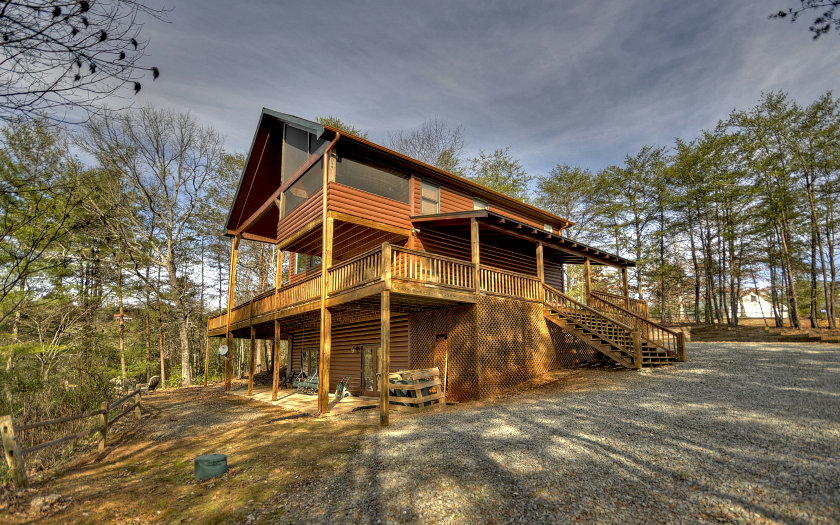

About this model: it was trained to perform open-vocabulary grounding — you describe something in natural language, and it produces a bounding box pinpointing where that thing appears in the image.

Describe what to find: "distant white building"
[738,289,786,319]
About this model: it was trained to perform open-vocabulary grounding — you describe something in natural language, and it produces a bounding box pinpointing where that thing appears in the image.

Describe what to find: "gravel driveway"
[276,342,839,525]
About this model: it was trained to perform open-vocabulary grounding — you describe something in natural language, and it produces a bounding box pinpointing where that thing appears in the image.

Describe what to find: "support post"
[621,267,630,310]
[632,328,643,370]
[317,154,335,415]
[471,218,480,293]
[677,331,686,362]
[248,324,256,396]
[380,290,391,427]
[224,236,241,391]
[99,401,108,450]
[272,320,281,400]
[203,335,210,386]
[1,415,28,488]
[583,258,592,306]
[536,242,545,302]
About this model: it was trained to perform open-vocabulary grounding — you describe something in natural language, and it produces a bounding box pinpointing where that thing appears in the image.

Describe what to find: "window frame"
[420,180,441,215]
[473,198,489,211]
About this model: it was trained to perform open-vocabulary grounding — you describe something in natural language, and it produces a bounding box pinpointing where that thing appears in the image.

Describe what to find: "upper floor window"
[281,158,323,218]
[473,198,489,211]
[420,180,440,215]
[544,223,553,233]
[335,157,409,203]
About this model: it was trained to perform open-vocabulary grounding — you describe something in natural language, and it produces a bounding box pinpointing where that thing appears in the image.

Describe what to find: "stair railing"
[588,292,685,360]
[590,290,649,318]
[542,284,640,364]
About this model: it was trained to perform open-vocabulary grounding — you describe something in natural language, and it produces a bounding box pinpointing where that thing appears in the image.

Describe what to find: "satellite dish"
[218,344,229,357]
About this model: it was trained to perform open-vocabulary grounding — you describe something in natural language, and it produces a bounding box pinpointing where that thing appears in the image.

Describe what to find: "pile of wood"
[388,368,445,411]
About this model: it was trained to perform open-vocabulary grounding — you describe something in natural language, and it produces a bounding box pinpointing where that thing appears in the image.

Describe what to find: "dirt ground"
[1,382,383,525]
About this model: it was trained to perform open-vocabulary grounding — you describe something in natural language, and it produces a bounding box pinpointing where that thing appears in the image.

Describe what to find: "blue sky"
[136,1,839,179]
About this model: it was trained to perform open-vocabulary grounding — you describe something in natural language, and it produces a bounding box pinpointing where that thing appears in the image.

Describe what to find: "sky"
[134,0,840,179]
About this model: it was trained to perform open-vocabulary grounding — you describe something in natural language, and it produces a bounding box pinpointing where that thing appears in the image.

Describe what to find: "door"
[361,346,380,396]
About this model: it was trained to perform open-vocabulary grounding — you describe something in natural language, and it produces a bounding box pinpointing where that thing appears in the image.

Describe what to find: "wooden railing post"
[134,391,142,420]
[536,243,545,302]
[471,218,480,293]
[381,243,392,289]
[1,415,28,488]
[98,402,108,450]
[380,289,391,427]
[677,331,686,362]
[632,329,643,370]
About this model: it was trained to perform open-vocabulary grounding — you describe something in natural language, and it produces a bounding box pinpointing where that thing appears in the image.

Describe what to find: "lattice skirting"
[409,295,596,402]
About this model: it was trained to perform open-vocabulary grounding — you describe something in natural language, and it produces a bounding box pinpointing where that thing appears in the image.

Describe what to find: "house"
[207,109,685,425]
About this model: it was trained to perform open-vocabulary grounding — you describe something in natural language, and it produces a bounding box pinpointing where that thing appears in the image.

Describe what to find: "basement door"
[361,346,381,397]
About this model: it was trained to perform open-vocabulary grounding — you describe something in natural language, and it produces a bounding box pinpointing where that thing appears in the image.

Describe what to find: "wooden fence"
[479,266,540,300]
[1,388,143,489]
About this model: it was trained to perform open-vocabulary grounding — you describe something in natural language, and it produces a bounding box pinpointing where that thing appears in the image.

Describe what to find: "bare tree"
[387,118,465,174]
[772,1,840,38]
[83,106,223,385]
[0,0,166,122]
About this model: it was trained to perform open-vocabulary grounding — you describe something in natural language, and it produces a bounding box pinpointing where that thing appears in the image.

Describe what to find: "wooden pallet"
[388,367,445,411]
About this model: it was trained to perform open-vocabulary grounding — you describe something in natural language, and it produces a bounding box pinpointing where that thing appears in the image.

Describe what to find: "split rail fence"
[1,388,143,488]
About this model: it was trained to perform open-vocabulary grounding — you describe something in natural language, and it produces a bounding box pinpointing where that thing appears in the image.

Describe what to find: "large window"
[294,253,321,274]
[282,159,323,217]
[420,180,440,215]
[335,157,410,203]
[282,126,311,183]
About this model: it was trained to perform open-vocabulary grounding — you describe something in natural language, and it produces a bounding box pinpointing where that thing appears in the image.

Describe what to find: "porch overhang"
[410,210,635,268]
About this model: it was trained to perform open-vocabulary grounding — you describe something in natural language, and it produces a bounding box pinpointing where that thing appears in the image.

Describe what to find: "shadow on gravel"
[300,342,840,525]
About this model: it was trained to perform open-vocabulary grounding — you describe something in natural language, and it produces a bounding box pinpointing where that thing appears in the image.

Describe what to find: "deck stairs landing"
[542,285,683,369]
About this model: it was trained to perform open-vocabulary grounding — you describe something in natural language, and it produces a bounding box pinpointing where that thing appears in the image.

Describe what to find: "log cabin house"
[207,109,685,425]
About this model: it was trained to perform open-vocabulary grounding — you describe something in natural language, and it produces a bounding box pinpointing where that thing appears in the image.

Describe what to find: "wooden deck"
[208,243,494,337]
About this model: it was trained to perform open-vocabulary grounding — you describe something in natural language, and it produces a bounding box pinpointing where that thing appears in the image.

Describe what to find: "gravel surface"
[274,342,840,525]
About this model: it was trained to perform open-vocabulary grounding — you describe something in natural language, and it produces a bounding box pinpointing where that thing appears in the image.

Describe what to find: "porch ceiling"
[410,210,635,268]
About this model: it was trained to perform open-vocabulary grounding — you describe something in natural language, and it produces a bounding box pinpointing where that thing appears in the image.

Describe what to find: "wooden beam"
[583,259,592,306]
[275,245,283,289]
[621,267,630,309]
[248,325,256,396]
[536,242,545,302]
[277,217,323,251]
[328,210,412,238]
[224,235,240,391]
[317,151,335,415]
[380,289,390,427]
[470,218,480,293]
[272,320,281,400]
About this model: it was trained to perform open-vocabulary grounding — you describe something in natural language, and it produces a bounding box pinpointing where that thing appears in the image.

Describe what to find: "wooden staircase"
[542,285,685,369]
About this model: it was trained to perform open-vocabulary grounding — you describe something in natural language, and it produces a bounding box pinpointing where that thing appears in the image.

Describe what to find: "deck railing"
[252,289,277,318]
[591,290,649,318]
[208,313,227,331]
[328,247,383,293]
[277,273,322,307]
[391,246,475,289]
[229,302,251,325]
[588,292,682,358]
[479,266,540,300]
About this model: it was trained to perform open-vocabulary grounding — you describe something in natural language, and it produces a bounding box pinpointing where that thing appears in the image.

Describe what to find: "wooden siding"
[544,259,565,292]
[277,188,322,242]
[414,229,470,261]
[289,315,409,395]
[328,182,411,231]
[414,228,537,276]
[333,223,407,262]
[440,186,473,214]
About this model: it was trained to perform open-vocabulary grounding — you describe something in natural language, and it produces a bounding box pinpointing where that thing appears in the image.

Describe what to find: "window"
[282,159,323,217]
[335,157,410,203]
[294,253,321,274]
[420,180,440,215]
[544,223,553,233]
[282,126,311,183]
[473,198,489,210]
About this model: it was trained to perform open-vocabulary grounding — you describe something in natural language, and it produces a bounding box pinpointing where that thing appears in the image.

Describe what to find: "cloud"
[131,0,839,177]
